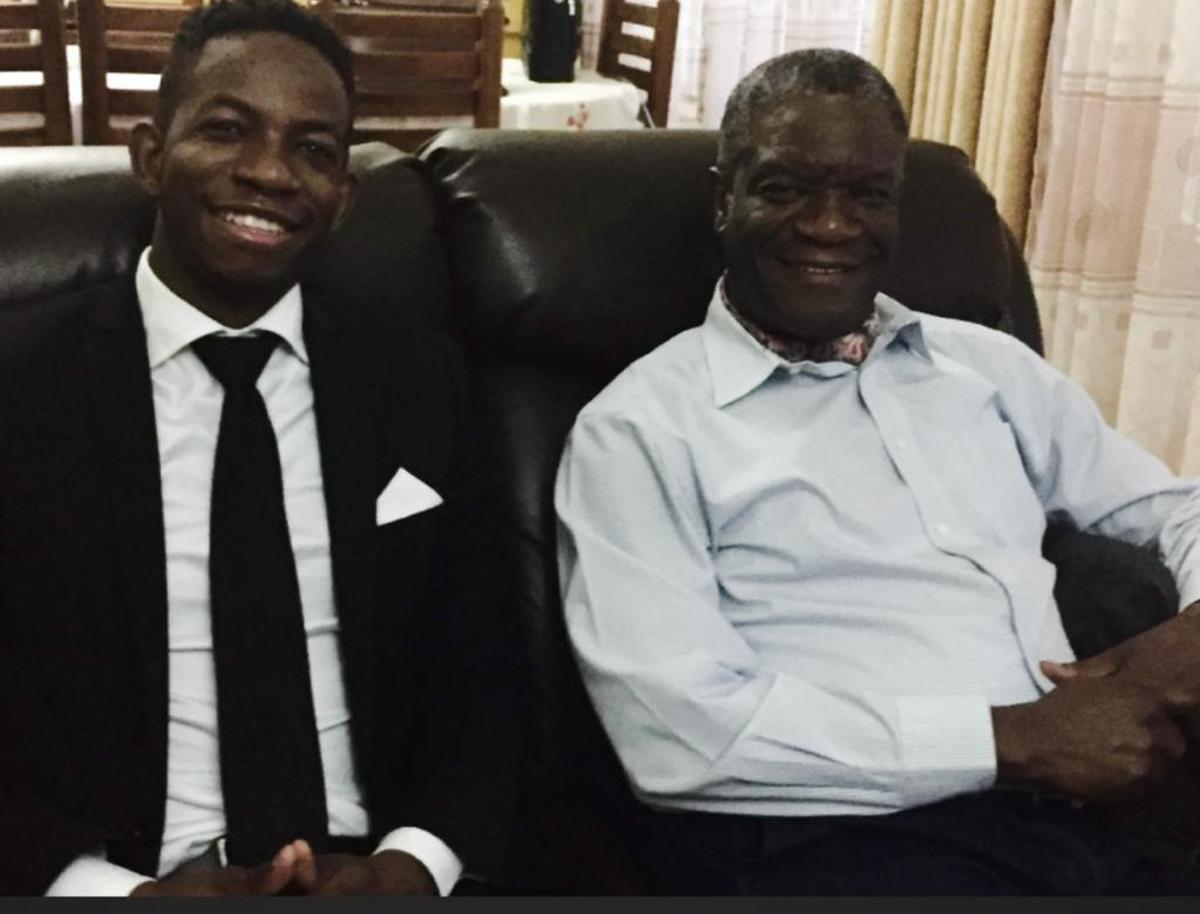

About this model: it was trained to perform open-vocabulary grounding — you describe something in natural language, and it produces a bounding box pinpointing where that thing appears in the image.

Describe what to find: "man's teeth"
[221,211,287,234]
[799,264,852,273]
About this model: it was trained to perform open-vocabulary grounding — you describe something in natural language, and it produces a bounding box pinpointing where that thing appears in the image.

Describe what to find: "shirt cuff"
[897,693,998,807]
[44,852,152,897]
[375,827,463,896]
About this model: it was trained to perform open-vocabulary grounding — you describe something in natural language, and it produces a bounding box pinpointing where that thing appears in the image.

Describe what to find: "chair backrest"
[321,0,502,152]
[0,0,71,145]
[596,0,676,128]
[76,0,195,145]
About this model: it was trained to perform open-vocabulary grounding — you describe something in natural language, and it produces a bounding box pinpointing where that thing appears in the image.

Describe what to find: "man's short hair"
[717,48,908,175]
[156,0,355,132]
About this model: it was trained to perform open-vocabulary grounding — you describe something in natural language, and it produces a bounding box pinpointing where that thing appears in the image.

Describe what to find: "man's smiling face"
[715,90,906,344]
[131,30,356,324]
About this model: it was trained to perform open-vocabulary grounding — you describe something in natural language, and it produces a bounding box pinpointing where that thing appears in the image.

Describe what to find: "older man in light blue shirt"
[555,48,1200,895]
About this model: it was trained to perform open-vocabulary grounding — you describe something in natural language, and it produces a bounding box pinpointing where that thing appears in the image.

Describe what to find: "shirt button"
[894,437,908,449]
[935,523,950,537]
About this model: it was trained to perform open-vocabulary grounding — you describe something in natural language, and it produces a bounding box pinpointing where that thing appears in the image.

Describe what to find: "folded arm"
[976,336,1200,796]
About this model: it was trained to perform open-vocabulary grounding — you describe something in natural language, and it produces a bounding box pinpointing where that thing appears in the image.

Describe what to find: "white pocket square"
[376,466,443,525]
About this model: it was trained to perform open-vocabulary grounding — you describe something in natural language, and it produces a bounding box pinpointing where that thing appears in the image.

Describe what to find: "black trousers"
[641,790,1200,895]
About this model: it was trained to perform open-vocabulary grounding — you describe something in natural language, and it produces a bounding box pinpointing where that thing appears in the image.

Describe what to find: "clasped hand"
[131,841,438,897]
[993,602,1200,803]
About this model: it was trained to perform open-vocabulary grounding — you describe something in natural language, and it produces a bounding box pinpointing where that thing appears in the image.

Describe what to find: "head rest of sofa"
[890,140,1042,352]
[0,142,452,327]
[422,129,724,380]
[422,129,1042,383]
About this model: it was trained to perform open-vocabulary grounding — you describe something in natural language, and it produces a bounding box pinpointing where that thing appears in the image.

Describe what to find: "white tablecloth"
[500,58,644,130]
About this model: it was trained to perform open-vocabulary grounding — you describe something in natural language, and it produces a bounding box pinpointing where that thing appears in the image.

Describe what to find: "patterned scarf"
[720,276,880,366]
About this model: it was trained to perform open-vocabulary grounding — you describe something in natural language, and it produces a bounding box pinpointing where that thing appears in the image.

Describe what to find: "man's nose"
[793,190,860,243]
[232,137,300,194]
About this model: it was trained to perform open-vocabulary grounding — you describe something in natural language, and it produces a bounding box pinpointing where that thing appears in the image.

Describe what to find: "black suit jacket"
[0,275,523,894]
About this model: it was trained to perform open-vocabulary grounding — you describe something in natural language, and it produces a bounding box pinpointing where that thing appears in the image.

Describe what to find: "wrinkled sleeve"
[997,341,1200,609]
[555,410,996,815]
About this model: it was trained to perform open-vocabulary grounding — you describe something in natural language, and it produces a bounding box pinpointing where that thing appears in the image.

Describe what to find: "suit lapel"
[83,280,169,828]
[303,291,379,766]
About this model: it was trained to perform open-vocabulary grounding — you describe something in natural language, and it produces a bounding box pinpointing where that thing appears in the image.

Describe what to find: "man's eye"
[856,186,894,206]
[758,182,802,202]
[299,140,338,164]
[199,119,243,139]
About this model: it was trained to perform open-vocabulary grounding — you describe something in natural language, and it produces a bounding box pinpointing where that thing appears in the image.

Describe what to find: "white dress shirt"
[47,250,462,896]
[556,287,1200,818]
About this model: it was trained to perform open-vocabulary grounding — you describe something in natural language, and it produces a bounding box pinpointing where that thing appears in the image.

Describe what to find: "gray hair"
[717,48,908,174]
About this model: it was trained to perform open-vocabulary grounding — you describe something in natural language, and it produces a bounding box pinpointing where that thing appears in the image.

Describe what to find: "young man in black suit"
[0,0,520,895]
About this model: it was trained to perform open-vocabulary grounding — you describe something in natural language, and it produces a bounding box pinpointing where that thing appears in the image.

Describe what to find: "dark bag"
[1043,522,1178,660]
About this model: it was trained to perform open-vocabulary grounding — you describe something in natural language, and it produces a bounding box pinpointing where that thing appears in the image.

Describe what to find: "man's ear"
[711,165,730,236]
[129,120,165,196]
[331,170,360,231]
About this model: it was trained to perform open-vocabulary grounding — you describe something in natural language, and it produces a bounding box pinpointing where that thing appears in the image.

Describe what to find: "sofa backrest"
[423,129,1041,377]
[0,142,452,326]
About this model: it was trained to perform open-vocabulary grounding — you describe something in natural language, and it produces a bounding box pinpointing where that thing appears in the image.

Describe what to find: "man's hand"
[993,675,1189,803]
[1041,601,1200,704]
[130,840,313,897]
[289,849,438,896]
[1042,600,1200,752]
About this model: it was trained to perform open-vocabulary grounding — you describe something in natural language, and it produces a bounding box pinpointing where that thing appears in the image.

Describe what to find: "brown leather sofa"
[0,130,1179,894]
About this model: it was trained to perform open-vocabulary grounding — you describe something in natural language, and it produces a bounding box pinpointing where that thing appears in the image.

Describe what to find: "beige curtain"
[870,0,1053,241]
[1025,0,1200,473]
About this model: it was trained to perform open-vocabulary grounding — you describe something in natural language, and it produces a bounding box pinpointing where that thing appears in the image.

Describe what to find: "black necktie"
[192,333,328,866]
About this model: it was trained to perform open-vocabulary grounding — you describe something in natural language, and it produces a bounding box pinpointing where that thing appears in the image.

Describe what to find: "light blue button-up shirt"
[555,288,1200,818]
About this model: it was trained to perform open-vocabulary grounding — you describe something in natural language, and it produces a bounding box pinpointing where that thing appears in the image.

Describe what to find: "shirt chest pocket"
[933,405,1045,545]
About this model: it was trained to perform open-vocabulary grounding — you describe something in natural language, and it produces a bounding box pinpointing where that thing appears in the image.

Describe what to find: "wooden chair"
[320,0,502,151]
[0,0,72,144]
[76,0,196,145]
[596,0,676,127]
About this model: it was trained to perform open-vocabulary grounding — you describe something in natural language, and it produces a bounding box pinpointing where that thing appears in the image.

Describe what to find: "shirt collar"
[701,281,931,408]
[702,284,782,408]
[874,292,932,363]
[135,247,308,369]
